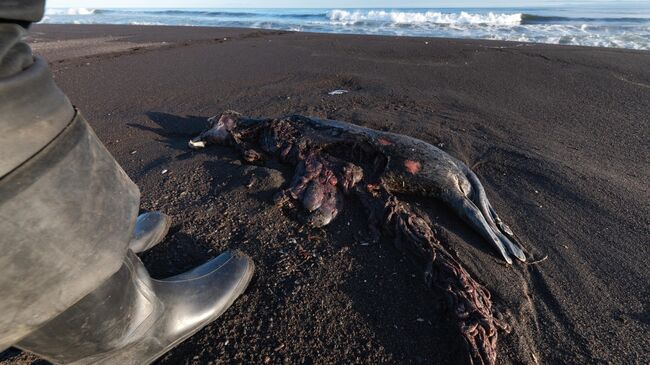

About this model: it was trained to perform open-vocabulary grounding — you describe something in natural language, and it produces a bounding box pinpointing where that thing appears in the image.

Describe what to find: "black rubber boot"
[129,212,172,253]
[16,249,254,365]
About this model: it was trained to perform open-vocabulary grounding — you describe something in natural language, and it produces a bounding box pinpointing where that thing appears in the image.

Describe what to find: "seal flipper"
[450,195,513,264]
[495,227,526,262]
[465,169,527,262]
[488,205,526,262]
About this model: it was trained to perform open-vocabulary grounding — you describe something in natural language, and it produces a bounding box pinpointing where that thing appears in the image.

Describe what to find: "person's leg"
[0,2,255,359]
[0,94,140,349]
[0,4,140,347]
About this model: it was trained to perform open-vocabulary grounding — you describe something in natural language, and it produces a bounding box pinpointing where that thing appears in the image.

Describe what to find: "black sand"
[2,24,649,364]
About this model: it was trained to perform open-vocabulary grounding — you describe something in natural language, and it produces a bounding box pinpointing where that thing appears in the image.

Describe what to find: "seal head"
[189,111,240,149]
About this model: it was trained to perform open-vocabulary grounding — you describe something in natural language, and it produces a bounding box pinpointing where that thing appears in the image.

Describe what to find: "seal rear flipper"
[450,195,513,264]
[495,229,526,262]
[465,169,527,262]
[485,202,526,262]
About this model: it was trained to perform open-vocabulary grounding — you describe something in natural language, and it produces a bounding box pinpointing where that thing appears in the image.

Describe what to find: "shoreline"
[5,23,650,364]
[31,23,650,55]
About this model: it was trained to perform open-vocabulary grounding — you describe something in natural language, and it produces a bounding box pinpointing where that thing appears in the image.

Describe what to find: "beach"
[2,24,649,364]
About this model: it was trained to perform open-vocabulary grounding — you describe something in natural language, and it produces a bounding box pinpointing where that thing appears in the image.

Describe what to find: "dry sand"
[2,24,648,364]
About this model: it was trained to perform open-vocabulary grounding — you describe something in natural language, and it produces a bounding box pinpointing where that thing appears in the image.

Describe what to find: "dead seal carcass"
[191,111,526,263]
[190,111,528,365]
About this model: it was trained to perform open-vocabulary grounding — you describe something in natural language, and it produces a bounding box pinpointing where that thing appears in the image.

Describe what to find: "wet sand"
[2,24,649,364]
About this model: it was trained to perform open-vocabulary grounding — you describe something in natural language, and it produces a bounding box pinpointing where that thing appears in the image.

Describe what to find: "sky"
[46,0,617,8]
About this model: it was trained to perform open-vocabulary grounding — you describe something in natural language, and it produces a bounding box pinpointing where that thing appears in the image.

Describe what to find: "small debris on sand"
[328,89,349,95]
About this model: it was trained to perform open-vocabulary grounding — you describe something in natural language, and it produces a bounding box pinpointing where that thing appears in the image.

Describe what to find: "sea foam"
[45,8,98,16]
[327,10,523,26]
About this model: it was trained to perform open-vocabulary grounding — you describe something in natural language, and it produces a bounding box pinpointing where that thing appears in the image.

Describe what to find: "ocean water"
[41,4,650,50]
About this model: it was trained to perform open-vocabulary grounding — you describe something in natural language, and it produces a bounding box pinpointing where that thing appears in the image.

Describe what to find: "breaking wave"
[45,8,101,16]
[327,10,523,26]
[39,7,650,50]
